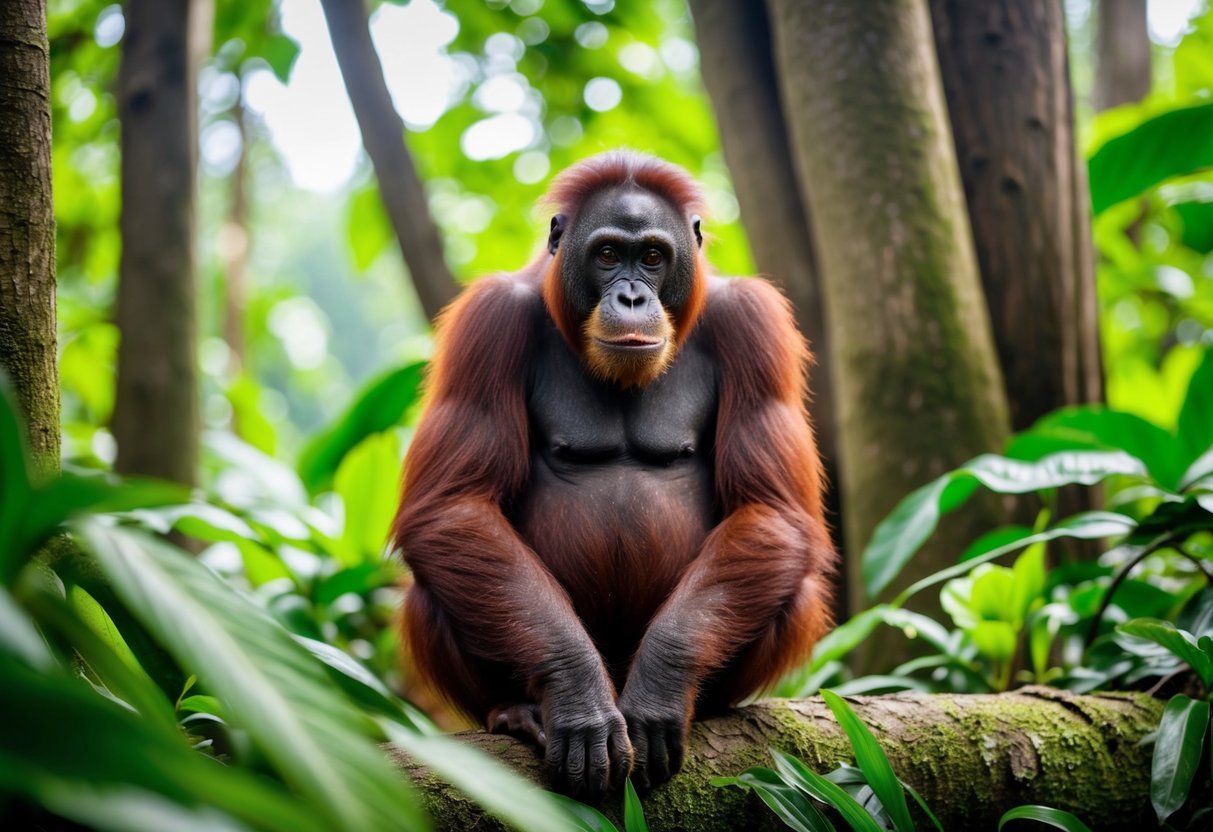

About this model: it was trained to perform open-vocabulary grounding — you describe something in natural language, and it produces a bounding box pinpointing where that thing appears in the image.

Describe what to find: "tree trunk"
[1095,0,1150,112]
[687,0,840,521]
[319,0,459,321]
[929,0,1103,433]
[767,0,1011,634]
[0,0,58,474]
[392,688,1163,831]
[112,0,207,485]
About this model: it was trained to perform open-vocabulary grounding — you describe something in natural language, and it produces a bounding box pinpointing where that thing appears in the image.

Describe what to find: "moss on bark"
[391,688,1162,831]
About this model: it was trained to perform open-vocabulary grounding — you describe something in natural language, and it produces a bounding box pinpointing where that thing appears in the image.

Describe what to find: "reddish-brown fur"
[393,153,834,741]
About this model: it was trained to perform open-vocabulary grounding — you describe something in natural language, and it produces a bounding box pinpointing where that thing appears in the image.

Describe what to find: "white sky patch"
[245,0,457,192]
[1148,0,1204,46]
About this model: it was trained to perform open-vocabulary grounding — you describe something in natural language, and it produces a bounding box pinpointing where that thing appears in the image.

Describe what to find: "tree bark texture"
[1095,0,1150,112]
[392,689,1163,831]
[686,0,839,514]
[0,0,59,473]
[766,0,1011,628]
[112,0,204,485]
[319,0,459,321]
[930,0,1103,432]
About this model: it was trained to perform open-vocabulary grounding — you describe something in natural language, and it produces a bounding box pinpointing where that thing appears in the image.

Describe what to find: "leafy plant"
[714,691,1093,832]
[0,382,586,831]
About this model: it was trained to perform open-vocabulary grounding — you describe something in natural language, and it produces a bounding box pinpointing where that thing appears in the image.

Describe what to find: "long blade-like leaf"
[999,805,1093,831]
[1150,695,1210,824]
[713,768,837,832]
[78,521,428,832]
[820,691,915,832]
[770,749,883,832]
[382,720,575,832]
[623,778,649,832]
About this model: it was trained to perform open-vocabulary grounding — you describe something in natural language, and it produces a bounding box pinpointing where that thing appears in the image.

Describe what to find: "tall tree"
[930,0,1103,432]
[319,0,459,321]
[112,0,208,485]
[687,0,837,500]
[1095,0,1151,112]
[768,0,1012,621]
[0,0,58,473]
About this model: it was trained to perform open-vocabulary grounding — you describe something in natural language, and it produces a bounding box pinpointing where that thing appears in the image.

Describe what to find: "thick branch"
[319,0,459,321]
[392,688,1162,831]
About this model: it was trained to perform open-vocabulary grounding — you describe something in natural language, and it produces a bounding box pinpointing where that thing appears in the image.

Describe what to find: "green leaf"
[1089,101,1213,214]
[893,511,1137,609]
[1178,349,1213,473]
[1150,695,1210,824]
[623,778,649,832]
[261,33,301,83]
[864,453,1144,599]
[334,430,403,566]
[820,691,915,832]
[382,720,577,832]
[77,521,429,832]
[1008,407,1180,488]
[712,768,837,832]
[807,605,952,674]
[769,749,883,832]
[971,621,1017,661]
[0,658,323,832]
[1117,619,1213,688]
[544,793,620,832]
[999,805,1093,831]
[298,361,426,495]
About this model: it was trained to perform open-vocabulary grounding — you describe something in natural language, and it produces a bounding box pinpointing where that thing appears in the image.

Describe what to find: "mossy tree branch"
[392,688,1164,831]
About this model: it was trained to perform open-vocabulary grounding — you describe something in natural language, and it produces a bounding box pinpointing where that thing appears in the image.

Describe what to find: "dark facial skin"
[550,187,699,340]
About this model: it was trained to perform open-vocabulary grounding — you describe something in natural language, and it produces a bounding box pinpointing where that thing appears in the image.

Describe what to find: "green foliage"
[0,383,606,831]
[1149,696,1210,825]
[717,694,1086,832]
[1088,102,1213,215]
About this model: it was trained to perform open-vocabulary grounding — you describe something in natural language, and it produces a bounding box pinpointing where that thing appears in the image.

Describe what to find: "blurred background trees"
[2,0,1212,826]
[31,0,1212,617]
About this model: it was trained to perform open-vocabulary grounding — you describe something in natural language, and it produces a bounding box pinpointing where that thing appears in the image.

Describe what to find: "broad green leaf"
[1089,101,1213,214]
[334,430,403,566]
[1150,695,1210,824]
[770,749,883,832]
[382,720,575,832]
[78,521,429,832]
[0,659,323,832]
[808,606,952,674]
[298,362,426,495]
[1007,407,1179,487]
[296,635,434,731]
[893,512,1137,609]
[10,781,249,832]
[1117,619,1213,688]
[1011,543,1046,622]
[712,767,837,832]
[261,33,301,83]
[26,589,178,735]
[999,805,1093,831]
[1177,349,1213,472]
[864,453,1144,599]
[623,778,649,832]
[543,793,620,832]
[820,691,915,832]
[972,621,1017,662]
[1180,446,1213,490]
[863,475,970,601]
